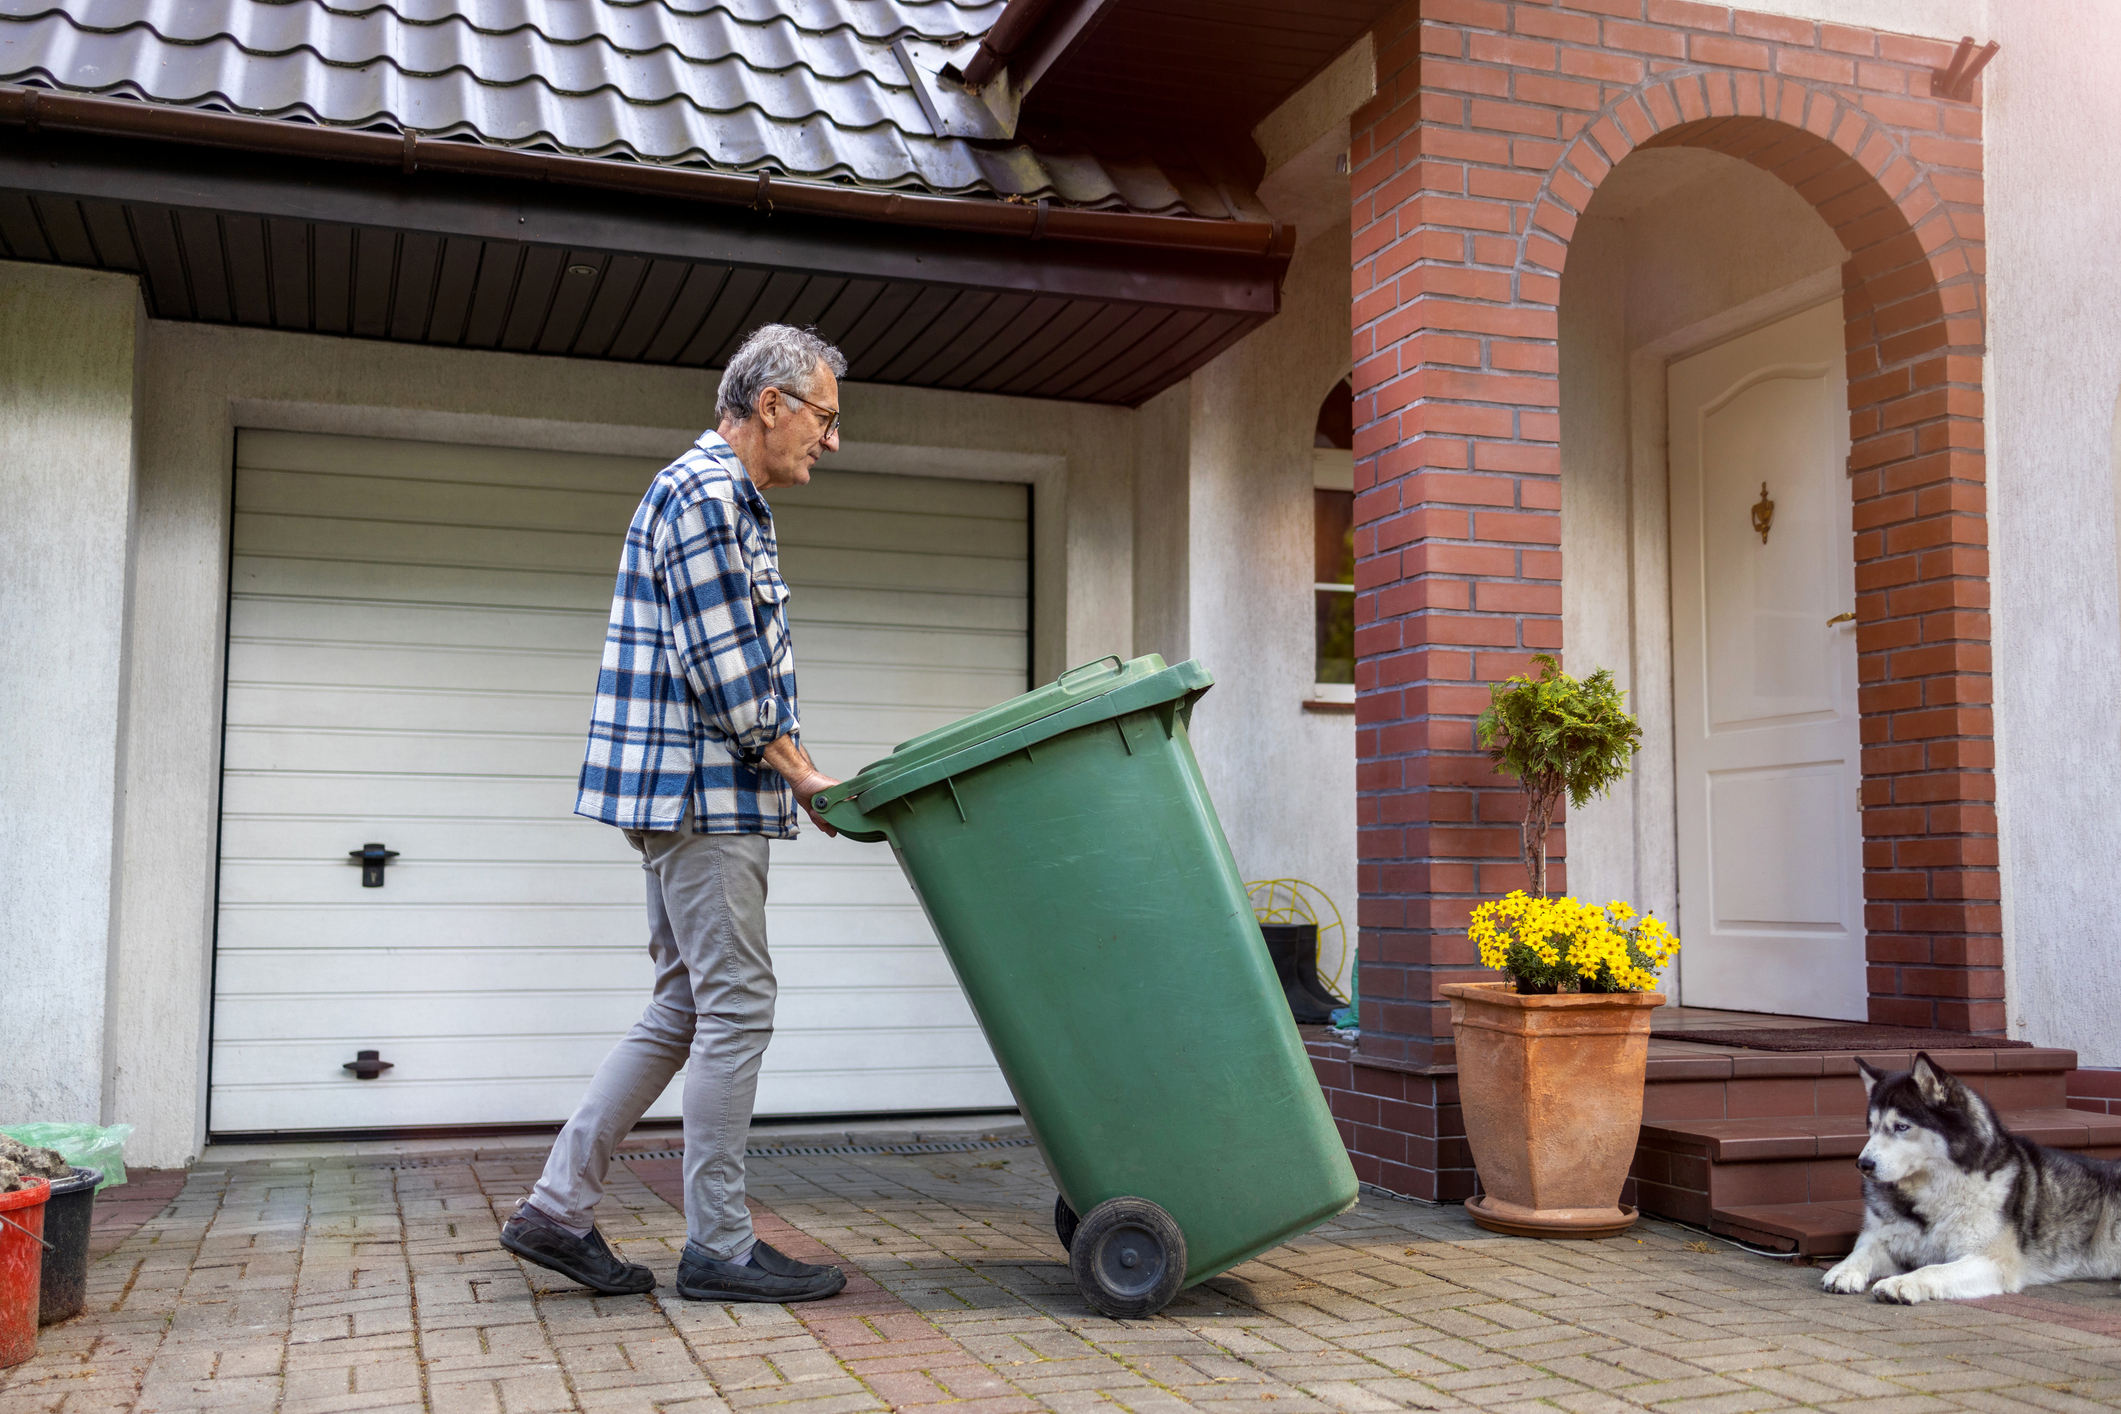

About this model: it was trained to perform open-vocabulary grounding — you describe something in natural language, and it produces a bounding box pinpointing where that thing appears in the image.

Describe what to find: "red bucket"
[0,1176,50,1368]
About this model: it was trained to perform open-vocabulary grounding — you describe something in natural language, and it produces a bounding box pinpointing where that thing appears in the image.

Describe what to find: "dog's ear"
[1855,1057,1886,1097]
[1911,1052,1956,1105]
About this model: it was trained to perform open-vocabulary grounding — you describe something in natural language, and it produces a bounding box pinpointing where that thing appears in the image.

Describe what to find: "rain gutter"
[0,86,1293,261]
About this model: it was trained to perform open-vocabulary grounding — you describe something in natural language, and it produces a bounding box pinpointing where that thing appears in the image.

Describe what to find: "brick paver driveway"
[8,1136,2121,1414]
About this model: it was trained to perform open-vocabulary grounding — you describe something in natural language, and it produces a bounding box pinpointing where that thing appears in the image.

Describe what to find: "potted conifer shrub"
[1440,655,1678,1239]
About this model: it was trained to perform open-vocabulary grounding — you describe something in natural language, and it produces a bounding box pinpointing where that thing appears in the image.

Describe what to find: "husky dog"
[1820,1052,2121,1303]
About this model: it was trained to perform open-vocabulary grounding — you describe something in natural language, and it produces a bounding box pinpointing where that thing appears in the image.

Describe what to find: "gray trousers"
[530,822,775,1260]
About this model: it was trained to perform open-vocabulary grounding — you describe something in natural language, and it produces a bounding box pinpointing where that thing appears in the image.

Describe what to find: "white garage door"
[211,429,1026,1134]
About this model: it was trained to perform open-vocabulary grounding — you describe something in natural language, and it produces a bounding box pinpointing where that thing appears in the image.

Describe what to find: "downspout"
[960,0,1062,90]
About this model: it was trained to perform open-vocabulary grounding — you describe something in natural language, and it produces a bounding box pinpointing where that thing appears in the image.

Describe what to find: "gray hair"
[717,324,848,424]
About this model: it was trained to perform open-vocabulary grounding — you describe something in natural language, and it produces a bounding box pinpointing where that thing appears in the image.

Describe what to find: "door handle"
[348,842,400,887]
[1827,612,1856,627]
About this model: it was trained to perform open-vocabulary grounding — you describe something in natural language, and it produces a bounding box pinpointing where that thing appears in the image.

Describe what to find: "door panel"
[1669,300,1867,1019]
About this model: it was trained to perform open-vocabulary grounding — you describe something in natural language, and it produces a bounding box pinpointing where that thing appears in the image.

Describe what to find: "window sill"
[1302,698,1355,714]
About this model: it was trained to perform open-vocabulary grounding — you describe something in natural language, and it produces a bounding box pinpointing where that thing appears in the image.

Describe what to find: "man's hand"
[761,736,840,837]
[792,770,842,838]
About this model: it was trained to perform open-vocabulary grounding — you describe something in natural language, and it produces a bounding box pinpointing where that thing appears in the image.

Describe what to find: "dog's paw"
[1820,1259,1870,1294]
[1869,1272,1932,1305]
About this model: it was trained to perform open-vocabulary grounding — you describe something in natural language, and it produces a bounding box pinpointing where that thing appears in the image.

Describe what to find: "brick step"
[1632,1106,2121,1256]
[1712,1201,1867,1256]
[1642,1045,2078,1123]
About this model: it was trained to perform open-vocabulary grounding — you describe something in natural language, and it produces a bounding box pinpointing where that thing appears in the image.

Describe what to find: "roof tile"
[0,0,1248,216]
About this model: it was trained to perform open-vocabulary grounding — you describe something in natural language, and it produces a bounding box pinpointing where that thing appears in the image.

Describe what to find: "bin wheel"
[1055,1195,1081,1252]
[1068,1197,1186,1319]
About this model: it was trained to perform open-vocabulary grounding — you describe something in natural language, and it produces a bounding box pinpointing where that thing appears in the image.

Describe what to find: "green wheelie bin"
[811,654,1358,1318]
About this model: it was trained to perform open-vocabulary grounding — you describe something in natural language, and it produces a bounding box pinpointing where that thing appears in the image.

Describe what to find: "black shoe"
[500,1202,656,1295]
[676,1238,846,1303]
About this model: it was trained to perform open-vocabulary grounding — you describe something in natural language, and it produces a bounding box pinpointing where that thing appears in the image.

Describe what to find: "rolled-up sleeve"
[656,495,797,757]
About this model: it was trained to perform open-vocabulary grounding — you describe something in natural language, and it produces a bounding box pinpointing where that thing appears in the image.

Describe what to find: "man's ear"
[1911,1052,1954,1105]
[1855,1057,1885,1097]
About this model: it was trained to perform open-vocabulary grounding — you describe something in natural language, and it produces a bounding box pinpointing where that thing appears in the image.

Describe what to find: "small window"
[1313,380,1354,696]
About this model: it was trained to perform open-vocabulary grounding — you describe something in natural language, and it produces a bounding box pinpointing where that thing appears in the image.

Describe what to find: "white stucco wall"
[1180,225,1360,940]
[1982,0,2121,1060]
[76,313,1141,1166]
[1,262,142,1126]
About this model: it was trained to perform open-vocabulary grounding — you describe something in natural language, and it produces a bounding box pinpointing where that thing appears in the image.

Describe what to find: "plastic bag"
[0,1123,134,1191]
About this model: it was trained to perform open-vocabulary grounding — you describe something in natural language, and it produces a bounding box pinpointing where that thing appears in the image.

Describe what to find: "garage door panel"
[220,773,580,819]
[238,429,661,493]
[775,544,1023,597]
[218,818,921,884]
[216,908,642,951]
[235,512,625,576]
[215,943,966,994]
[213,1028,1002,1093]
[771,470,1027,521]
[220,862,929,911]
[232,598,608,655]
[214,431,1024,1132]
[222,727,582,778]
[230,642,601,696]
[233,556,615,613]
[240,468,642,537]
[772,504,1025,561]
[211,1061,1015,1134]
[214,905,947,961]
[227,685,585,738]
[219,860,648,906]
[793,586,1025,634]
[212,985,980,1049]
[793,663,1025,712]
[219,816,640,864]
[794,624,1023,673]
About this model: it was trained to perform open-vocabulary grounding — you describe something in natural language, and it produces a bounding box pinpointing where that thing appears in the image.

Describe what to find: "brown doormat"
[1655,1025,2032,1052]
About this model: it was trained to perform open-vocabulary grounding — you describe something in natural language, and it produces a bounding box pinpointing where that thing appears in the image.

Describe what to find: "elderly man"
[500,324,849,1303]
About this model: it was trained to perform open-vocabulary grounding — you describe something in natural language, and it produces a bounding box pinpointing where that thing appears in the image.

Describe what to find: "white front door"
[1668,299,1866,1019]
[210,430,1026,1133]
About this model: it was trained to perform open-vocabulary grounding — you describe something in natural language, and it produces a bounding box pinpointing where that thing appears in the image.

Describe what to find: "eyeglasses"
[774,387,842,439]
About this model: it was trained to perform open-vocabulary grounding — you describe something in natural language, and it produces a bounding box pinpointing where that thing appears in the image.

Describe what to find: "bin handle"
[1057,655,1124,690]
[0,1211,52,1250]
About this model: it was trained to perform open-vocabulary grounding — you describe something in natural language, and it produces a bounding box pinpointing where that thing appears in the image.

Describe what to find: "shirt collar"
[695,429,772,518]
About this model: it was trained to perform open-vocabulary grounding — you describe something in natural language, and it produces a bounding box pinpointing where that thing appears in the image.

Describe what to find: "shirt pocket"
[751,564,791,633]
[752,564,791,607]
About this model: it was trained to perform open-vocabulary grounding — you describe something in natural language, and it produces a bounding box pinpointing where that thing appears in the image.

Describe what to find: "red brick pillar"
[1350,0,1568,1078]
[1348,0,1998,1120]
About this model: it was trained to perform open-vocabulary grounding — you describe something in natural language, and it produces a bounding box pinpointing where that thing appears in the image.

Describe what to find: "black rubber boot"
[1262,928,1336,1024]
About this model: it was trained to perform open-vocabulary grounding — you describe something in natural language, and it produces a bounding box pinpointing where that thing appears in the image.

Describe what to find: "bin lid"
[831,653,1211,814]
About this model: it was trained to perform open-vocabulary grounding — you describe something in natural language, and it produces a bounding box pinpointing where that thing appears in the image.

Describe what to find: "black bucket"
[38,1167,100,1326]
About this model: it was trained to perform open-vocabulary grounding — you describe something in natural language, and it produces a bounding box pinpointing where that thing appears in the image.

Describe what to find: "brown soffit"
[0,85,1292,262]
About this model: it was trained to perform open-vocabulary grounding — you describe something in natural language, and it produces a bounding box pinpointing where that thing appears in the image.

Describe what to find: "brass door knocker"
[1750,482,1774,543]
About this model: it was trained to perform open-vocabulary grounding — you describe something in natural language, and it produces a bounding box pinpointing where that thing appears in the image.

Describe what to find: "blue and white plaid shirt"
[576,431,801,837]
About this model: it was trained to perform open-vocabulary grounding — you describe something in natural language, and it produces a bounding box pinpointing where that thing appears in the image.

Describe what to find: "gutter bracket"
[1930,36,1999,102]
[401,127,417,174]
[753,170,773,214]
[20,86,35,133]
[1032,196,1048,240]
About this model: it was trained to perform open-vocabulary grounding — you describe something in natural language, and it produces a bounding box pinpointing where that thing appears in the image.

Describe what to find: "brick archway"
[1340,0,1991,1198]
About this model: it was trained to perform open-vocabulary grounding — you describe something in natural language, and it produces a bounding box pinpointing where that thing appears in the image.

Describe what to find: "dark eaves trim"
[0,86,1294,261]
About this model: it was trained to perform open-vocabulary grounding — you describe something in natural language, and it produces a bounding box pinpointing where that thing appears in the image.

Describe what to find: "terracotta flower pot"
[1440,981,1665,1239]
